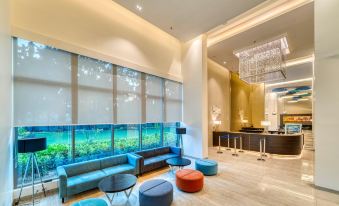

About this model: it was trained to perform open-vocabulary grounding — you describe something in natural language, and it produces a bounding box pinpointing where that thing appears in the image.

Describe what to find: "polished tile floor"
[19,148,339,206]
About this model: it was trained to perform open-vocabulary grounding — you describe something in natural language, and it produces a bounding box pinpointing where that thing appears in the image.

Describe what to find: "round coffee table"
[166,157,191,173]
[98,174,137,205]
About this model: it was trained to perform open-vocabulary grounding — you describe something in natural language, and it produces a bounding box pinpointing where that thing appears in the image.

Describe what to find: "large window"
[14,123,180,187]
[142,123,162,150]
[13,37,183,187]
[13,38,183,126]
[114,124,140,155]
[163,122,180,147]
[15,126,72,186]
[74,124,113,162]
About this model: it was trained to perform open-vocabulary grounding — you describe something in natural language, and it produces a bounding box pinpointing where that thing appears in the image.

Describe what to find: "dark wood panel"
[213,131,303,155]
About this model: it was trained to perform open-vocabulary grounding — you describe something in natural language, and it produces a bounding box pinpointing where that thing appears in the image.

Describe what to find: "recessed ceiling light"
[223,61,227,64]
[293,92,309,96]
[298,98,309,101]
[136,4,143,11]
[265,78,313,87]
[280,95,293,99]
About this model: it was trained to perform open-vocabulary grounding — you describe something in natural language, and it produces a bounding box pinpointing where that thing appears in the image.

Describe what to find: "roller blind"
[78,56,113,124]
[165,80,183,122]
[14,38,72,126]
[116,67,142,124]
[145,75,163,122]
[13,38,183,126]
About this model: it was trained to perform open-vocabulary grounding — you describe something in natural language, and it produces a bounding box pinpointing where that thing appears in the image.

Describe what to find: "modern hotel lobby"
[1,0,339,206]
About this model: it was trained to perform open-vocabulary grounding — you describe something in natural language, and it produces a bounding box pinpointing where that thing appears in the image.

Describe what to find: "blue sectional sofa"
[57,153,141,202]
[134,146,181,174]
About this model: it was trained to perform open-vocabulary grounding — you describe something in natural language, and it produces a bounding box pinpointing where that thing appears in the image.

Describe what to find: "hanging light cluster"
[234,35,290,84]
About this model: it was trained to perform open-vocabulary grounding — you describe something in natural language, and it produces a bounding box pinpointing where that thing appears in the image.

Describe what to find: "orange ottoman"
[176,169,204,193]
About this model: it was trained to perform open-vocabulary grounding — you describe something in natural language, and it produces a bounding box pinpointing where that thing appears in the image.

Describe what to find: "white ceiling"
[208,2,314,72]
[266,63,313,106]
[266,62,313,89]
[113,0,266,41]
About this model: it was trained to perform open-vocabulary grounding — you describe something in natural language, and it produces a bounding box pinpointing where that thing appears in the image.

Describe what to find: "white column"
[182,35,208,158]
[0,0,13,204]
[314,0,339,191]
[265,92,278,131]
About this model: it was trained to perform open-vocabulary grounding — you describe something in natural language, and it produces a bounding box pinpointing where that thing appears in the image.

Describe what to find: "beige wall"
[282,99,312,114]
[267,92,312,130]
[314,0,339,191]
[250,84,265,128]
[182,35,208,158]
[207,59,230,146]
[0,0,13,204]
[11,0,182,81]
[231,73,265,131]
[231,73,251,131]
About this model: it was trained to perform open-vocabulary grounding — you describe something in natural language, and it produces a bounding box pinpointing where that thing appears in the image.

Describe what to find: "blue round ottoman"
[195,159,218,176]
[71,198,108,206]
[139,179,173,206]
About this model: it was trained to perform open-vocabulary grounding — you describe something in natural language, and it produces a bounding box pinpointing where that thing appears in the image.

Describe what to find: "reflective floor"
[18,147,339,206]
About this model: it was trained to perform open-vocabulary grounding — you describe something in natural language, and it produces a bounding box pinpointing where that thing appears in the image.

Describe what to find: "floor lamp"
[16,137,47,206]
[176,128,186,156]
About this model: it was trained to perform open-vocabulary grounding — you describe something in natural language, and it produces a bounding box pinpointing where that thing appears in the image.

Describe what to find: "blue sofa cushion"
[100,154,127,169]
[169,147,182,156]
[64,159,101,177]
[144,157,163,166]
[135,148,156,158]
[134,147,182,174]
[153,147,170,156]
[143,157,164,173]
[102,164,135,176]
[157,153,179,161]
[67,170,106,196]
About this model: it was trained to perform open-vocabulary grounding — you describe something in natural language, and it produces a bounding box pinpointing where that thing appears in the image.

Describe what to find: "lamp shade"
[214,120,221,125]
[176,128,186,135]
[241,119,249,123]
[261,120,271,127]
[18,137,47,153]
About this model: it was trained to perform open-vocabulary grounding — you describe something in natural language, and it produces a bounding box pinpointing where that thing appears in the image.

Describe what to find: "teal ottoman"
[195,159,218,176]
[72,198,108,206]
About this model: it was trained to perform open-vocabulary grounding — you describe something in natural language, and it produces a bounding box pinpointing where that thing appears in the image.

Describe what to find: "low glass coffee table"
[166,157,191,173]
[98,174,137,205]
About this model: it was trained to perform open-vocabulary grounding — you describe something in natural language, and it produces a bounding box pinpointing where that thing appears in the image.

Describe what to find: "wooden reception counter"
[213,131,304,155]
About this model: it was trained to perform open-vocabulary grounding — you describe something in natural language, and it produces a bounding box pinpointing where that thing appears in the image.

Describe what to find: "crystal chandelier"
[234,35,289,84]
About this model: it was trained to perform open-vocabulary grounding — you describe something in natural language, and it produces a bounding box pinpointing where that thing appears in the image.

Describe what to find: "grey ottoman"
[139,179,173,206]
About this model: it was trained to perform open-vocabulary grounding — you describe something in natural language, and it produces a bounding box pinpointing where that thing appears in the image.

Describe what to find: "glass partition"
[141,123,162,150]
[74,124,113,162]
[113,124,140,155]
[163,122,179,147]
[14,124,179,187]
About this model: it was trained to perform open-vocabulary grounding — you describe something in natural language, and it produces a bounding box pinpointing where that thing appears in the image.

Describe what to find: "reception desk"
[213,131,304,155]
